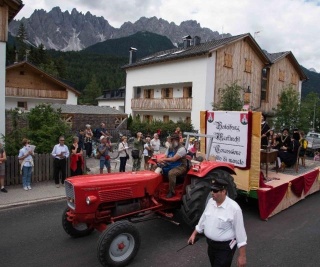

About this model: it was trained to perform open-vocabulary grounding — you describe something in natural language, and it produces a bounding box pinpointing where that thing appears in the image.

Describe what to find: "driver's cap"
[211,178,228,190]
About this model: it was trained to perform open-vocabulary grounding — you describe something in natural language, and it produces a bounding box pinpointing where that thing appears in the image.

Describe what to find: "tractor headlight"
[86,196,97,205]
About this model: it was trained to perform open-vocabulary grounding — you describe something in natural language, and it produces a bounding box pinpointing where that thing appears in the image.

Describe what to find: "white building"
[123,34,307,131]
[97,86,125,113]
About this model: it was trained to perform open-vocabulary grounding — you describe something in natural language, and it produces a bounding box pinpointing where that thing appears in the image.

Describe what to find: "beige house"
[5,61,80,111]
[123,33,307,130]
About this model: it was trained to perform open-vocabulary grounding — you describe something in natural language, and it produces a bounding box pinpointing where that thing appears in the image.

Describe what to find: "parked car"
[306,132,320,156]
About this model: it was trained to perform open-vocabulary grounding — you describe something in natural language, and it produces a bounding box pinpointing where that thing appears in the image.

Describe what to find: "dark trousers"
[54,158,67,184]
[84,142,92,157]
[119,157,127,172]
[207,238,237,267]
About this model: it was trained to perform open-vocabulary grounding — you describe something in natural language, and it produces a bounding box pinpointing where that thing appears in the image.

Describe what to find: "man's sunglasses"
[211,189,221,193]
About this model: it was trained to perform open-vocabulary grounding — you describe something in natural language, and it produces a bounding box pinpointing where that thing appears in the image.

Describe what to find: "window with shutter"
[17,101,27,110]
[163,115,169,123]
[291,73,297,85]
[244,59,252,73]
[279,69,285,82]
[161,88,173,99]
[183,87,192,98]
[144,89,154,99]
[224,53,233,68]
[261,68,270,101]
[144,115,153,122]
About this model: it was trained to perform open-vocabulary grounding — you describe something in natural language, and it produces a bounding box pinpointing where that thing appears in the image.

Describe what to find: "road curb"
[0,195,66,210]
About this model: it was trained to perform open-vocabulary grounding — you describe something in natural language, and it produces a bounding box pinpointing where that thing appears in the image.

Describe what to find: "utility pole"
[313,100,317,131]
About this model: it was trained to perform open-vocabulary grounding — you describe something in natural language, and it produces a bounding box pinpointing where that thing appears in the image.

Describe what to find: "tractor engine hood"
[64,171,163,212]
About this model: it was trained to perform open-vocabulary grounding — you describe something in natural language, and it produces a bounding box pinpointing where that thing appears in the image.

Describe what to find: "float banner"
[206,111,251,168]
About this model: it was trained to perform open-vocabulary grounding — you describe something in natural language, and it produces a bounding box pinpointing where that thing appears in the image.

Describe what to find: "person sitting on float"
[278,128,291,150]
[277,132,300,171]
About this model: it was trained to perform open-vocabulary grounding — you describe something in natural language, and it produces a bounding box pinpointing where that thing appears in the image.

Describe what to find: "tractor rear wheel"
[97,221,141,267]
[62,207,94,238]
[181,169,237,227]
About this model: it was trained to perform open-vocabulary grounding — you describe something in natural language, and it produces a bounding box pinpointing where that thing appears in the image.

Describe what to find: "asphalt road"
[1,192,320,267]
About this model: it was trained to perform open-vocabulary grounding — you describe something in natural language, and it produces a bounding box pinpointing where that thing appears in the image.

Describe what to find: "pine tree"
[81,75,102,105]
[16,22,28,61]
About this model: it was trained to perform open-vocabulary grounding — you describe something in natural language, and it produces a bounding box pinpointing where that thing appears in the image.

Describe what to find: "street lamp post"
[313,100,317,132]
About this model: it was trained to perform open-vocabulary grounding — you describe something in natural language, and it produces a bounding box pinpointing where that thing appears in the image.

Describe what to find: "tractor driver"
[158,134,188,198]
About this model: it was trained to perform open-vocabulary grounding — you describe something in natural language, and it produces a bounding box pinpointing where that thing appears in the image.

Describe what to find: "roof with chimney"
[264,51,307,80]
[51,103,125,115]
[123,33,270,69]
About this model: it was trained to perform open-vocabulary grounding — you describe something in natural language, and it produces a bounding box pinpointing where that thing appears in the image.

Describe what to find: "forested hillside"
[301,66,320,98]
[84,31,175,58]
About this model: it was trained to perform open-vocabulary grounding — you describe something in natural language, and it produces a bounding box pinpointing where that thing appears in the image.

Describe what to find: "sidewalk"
[0,157,128,210]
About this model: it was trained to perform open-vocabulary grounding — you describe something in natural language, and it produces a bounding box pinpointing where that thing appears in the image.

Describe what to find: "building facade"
[5,61,80,111]
[123,34,307,130]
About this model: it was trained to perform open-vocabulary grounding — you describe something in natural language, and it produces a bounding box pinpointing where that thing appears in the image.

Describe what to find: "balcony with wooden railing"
[6,87,68,99]
[131,97,192,111]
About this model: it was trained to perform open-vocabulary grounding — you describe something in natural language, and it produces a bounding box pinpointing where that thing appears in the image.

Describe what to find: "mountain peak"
[8,7,228,51]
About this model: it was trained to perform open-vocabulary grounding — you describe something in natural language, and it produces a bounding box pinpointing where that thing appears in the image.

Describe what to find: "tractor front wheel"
[97,221,141,267]
[62,207,94,238]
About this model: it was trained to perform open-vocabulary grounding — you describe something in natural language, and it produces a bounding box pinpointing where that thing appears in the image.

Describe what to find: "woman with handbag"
[118,136,129,172]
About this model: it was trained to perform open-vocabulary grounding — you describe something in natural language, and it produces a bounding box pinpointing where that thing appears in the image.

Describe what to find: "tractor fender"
[187,160,236,178]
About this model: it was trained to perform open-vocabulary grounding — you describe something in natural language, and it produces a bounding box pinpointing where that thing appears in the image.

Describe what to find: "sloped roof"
[96,86,126,100]
[265,51,308,80]
[123,33,270,69]
[51,103,125,115]
[3,0,24,22]
[6,61,81,96]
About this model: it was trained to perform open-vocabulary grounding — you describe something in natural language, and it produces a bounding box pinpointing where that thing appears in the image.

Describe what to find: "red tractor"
[62,133,237,267]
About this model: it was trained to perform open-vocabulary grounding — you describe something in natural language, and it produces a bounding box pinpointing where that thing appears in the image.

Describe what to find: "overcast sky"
[15,0,320,71]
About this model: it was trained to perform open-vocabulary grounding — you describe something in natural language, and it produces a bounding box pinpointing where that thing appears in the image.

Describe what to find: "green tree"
[300,92,320,132]
[26,104,72,153]
[16,22,28,61]
[214,81,243,111]
[3,105,72,155]
[2,109,28,156]
[273,86,300,131]
[81,75,102,105]
[39,61,59,77]
[29,44,49,66]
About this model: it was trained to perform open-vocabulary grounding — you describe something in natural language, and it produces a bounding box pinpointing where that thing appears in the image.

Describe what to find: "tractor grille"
[65,181,75,209]
[99,188,133,202]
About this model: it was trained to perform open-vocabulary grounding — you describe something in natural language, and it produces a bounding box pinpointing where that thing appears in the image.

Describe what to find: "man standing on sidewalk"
[97,136,111,174]
[51,136,70,188]
[188,178,247,267]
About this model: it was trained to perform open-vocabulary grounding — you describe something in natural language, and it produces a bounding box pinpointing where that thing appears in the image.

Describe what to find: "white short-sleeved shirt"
[195,196,247,248]
[151,138,161,152]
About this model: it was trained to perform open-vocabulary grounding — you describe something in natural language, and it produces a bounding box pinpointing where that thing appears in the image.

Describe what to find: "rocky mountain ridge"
[8,7,229,51]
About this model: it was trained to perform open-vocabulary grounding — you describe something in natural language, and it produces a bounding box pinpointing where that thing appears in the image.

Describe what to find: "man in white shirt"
[188,178,247,267]
[51,136,70,187]
[150,133,161,154]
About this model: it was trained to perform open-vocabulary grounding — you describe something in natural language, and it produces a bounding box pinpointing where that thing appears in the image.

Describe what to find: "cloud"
[14,0,320,71]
